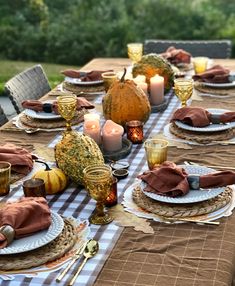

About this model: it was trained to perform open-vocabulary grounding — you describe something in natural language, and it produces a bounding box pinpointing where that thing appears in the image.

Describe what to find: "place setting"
[0,197,93,283]
[60,69,108,99]
[122,140,235,225]
[193,62,235,97]
[0,150,97,283]
[164,106,235,145]
[9,95,96,134]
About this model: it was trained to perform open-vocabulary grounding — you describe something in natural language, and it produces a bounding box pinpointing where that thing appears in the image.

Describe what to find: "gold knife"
[56,240,88,283]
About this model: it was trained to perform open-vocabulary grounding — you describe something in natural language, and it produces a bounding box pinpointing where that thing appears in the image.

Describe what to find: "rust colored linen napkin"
[0,197,51,249]
[61,69,113,81]
[160,46,191,65]
[22,98,94,114]
[138,161,235,197]
[193,65,230,83]
[171,106,235,127]
[0,143,33,175]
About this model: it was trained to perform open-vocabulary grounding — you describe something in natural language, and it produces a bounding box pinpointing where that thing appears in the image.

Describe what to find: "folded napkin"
[192,65,230,83]
[0,197,51,249]
[160,46,191,65]
[171,106,235,127]
[22,98,94,114]
[0,143,34,175]
[61,69,112,81]
[138,161,235,197]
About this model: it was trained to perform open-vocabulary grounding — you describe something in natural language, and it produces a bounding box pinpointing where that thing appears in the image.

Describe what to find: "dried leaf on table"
[108,204,154,234]
[33,143,55,162]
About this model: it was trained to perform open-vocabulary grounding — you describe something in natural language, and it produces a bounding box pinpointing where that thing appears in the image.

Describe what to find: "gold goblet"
[174,78,193,107]
[57,94,77,131]
[83,164,113,225]
[127,43,143,64]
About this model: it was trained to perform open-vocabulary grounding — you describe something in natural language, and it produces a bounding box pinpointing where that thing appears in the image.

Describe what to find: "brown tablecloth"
[2,58,235,286]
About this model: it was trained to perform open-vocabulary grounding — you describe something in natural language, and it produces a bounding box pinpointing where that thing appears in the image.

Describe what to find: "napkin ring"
[42,103,53,113]
[210,114,221,124]
[187,175,200,190]
[0,225,15,245]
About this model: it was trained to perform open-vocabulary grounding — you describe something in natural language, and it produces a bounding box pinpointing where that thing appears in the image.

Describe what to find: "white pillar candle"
[134,75,146,83]
[150,75,164,105]
[133,75,148,96]
[102,120,124,152]
[83,113,101,145]
[138,82,148,96]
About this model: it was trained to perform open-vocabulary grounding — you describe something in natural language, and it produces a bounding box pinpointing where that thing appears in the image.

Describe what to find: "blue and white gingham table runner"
[1,93,180,286]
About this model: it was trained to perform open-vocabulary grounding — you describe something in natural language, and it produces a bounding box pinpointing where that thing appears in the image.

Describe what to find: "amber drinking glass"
[127,43,143,64]
[174,78,193,107]
[23,178,46,198]
[83,164,113,225]
[0,161,11,196]
[57,94,77,131]
[193,57,208,74]
[144,139,168,170]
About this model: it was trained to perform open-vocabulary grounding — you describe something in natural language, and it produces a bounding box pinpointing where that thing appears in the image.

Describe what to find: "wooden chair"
[144,40,232,59]
[5,65,51,114]
[0,104,8,127]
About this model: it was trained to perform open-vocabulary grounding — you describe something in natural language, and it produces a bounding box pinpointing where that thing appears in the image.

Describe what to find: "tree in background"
[0,0,234,65]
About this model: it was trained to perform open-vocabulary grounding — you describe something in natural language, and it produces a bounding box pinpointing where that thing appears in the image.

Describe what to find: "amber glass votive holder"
[23,178,46,198]
[126,120,144,144]
[105,177,118,207]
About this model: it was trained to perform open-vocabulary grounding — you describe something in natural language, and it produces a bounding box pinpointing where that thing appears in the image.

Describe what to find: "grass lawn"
[0,60,77,96]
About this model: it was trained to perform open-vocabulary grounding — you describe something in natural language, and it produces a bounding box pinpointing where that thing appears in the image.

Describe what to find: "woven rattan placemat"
[194,82,235,96]
[63,82,105,94]
[19,109,86,129]
[0,218,77,271]
[133,186,232,218]
[169,122,235,144]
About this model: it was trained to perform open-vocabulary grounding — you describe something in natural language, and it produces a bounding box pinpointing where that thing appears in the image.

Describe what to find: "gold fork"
[56,240,88,283]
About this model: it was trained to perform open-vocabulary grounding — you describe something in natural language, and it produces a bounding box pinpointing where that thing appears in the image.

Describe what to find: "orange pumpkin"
[33,161,67,195]
[102,68,151,126]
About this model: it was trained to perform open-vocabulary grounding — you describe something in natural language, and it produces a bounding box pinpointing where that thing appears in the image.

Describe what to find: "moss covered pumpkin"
[132,53,174,93]
[55,131,104,184]
[102,69,151,126]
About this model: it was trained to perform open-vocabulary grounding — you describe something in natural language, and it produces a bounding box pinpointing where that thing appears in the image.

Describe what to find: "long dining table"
[1,58,235,286]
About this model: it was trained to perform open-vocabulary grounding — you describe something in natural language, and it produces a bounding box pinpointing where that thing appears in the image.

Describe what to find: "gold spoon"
[68,239,99,286]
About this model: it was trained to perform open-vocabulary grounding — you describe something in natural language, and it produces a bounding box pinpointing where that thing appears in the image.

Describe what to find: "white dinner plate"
[201,81,235,88]
[141,165,226,204]
[24,108,61,120]
[64,76,103,86]
[0,212,64,255]
[175,108,235,132]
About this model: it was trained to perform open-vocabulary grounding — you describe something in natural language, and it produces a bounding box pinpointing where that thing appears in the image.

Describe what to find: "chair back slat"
[5,65,51,114]
[144,40,232,59]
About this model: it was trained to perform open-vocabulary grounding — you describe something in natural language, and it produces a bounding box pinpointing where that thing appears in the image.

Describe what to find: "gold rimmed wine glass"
[174,78,193,107]
[127,43,143,65]
[83,164,113,225]
[57,94,77,131]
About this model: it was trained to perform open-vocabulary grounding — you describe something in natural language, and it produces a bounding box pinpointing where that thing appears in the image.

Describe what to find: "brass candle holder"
[126,120,144,144]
